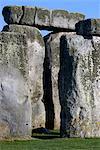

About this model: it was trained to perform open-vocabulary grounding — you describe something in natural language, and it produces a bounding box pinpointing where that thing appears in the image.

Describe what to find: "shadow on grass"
[32,135,60,140]
[32,128,60,140]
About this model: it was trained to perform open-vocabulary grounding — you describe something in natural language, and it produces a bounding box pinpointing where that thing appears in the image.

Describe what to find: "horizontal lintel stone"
[75,19,100,36]
[20,6,36,25]
[51,10,85,30]
[2,6,85,31]
[2,6,23,24]
[35,7,51,27]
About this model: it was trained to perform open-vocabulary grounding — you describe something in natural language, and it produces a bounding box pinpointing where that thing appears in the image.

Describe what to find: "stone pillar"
[3,25,45,129]
[0,32,32,139]
[44,35,61,129]
[44,32,100,137]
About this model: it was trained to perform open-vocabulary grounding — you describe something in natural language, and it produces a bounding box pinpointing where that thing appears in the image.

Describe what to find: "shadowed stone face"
[3,25,45,129]
[44,32,100,137]
[0,32,32,139]
[44,34,61,129]
[76,19,100,36]
[2,6,23,24]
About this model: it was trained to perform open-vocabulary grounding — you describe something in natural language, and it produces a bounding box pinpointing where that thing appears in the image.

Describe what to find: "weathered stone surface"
[35,7,50,28]
[2,6,85,31]
[20,6,36,25]
[0,32,32,139]
[32,99,45,128]
[3,25,45,128]
[44,34,61,129]
[2,6,23,24]
[51,10,85,30]
[76,19,100,36]
[44,32,100,137]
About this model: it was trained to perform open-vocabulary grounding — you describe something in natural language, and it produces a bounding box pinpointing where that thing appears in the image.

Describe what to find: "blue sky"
[0,0,100,34]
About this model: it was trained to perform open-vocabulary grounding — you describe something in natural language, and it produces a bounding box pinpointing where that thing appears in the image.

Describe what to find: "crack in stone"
[19,6,25,24]
[91,39,97,51]
[34,7,37,25]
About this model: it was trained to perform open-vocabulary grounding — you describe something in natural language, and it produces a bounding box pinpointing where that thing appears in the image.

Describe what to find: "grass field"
[0,138,100,150]
[0,131,100,150]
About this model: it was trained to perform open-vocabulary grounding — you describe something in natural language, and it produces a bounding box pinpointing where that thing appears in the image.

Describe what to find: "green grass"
[0,138,100,150]
[0,131,100,150]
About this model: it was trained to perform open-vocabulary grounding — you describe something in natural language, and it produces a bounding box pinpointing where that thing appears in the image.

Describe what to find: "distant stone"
[32,99,45,128]
[35,7,50,28]
[3,25,45,129]
[51,10,85,30]
[76,19,100,36]
[44,35,61,129]
[0,32,32,139]
[2,6,23,24]
[44,32,100,137]
[20,6,36,25]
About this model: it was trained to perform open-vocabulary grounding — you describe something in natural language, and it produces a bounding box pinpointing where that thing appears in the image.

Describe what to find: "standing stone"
[3,25,45,128]
[44,32,100,137]
[0,32,32,139]
[44,34,61,129]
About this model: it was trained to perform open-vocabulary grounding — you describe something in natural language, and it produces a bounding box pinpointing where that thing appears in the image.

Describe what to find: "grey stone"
[2,6,85,31]
[44,34,61,129]
[20,6,36,25]
[35,7,50,28]
[44,32,100,137]
[0,32,32,139]
[2,6,23,24]
[76,19,100,36]
[3,25,45,128]
[51,10,85,30]
[32,99,45,128]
